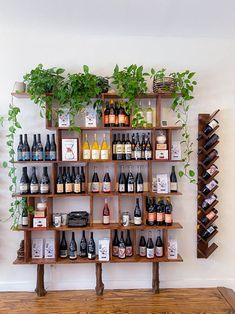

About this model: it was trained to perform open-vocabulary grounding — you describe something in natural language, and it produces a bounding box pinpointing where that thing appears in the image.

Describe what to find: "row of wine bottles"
[20,167,50,194]
[146,197,173,226]
[83,133,109,160]
[112,133,152,160]
[118,166,144,193]
[57,167,86,194]
[104,100,130,127]
[17,134,57,161]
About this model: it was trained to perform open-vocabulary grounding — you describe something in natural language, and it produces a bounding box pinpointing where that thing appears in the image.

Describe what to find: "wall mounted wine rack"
[197,110,220,258]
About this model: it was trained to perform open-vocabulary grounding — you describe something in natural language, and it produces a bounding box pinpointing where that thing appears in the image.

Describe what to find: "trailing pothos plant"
[111,64,149,127]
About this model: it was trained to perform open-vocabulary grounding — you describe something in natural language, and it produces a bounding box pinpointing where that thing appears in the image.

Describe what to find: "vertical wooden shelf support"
[152,262,160,294]
[95,262,104,296]
[35,264,47,297]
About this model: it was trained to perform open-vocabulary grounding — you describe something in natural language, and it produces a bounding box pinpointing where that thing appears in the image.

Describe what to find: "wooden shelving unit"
[13,91,184,296]
[197,110,219,258]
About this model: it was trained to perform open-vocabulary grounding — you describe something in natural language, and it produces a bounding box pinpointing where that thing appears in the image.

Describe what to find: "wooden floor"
[0,287,234,314]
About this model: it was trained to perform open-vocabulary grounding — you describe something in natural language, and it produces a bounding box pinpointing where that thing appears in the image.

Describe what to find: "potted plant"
[150,68,175,93]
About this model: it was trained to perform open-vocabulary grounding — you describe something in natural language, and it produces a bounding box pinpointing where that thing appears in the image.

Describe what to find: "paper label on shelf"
[83,149,91,160]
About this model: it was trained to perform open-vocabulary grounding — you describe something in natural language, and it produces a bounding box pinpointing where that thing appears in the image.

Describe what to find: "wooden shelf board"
[47,126,182,131]
[11,92,30,98]
[110,254,183,263]
[14,160,58,164]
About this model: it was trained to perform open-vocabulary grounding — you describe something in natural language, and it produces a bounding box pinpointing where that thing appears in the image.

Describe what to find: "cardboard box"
[156,143,167,150]
[44,239,55,259]
[98,239,110,261]
[157,174,169,193]
[32,238,44,259]
[85,106,97,127]
[171,141,182,161]
[58,110,70,127]
[33,218,47,228]
[168,239,178,259]
[156,150,169,160]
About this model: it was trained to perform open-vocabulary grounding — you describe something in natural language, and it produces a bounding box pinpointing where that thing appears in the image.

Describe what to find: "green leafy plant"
[0,116,4,127]
[111,64,149,127]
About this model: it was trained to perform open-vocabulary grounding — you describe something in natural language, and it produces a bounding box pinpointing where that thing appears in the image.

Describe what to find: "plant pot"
[153,77,175,93]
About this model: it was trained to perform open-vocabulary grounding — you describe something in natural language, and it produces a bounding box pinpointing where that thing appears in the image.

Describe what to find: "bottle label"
[205,180,217,191]
[126,246,133,257]
[165,214,172,224]
[134,151,142,160]
[36,151,43,161]
[82,182,85,193]
[83,149,91,160]
[69,251,77,259]
[136,184,143,193]
[88,253,95,259]
[147,248,154,259]
[32,152,36,161]
[134,216,142,225]
[30,184,39,193]
[103,182,111,193]
[119,114,125,124]
[103,216,110,224]
[74,183,81,193]
[206,165,217,177]
[45,152,50,160]
[104,115,109,125]
[92,182,100,193]
[118,247,126,259]
[125,144,132,154]
[112,144,116,154]
[206,211,216,221]
[205,195,217,205]
[146,111,153,124]
[145,151,152,160]
[209,119,218,129]
[112,246,119,257]
[40,184,49,194]
[148,212,156,222]
[139,246,146,257]
[101,150,109,160]
[207,226,215,234]
[22,216,28,226]
[157,212,164,222]
[127,184,134,192]
[50,151,56,161]
[60,250,68,258]
[170,182,178,191]
[20,183,28,193]
[156,247,163,257]
[109,114,115,124]
[57,184,64,193]
[22,152,30,161]
[65,183,73,193]
[119,184,125,192]
[131,150,135,159]
[116,144,123,154]
[92,150,99,160]
[17,152,22,161]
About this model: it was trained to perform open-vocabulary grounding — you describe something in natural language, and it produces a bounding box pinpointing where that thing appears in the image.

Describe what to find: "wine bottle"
[36,134,43,161]
[136,166,143,193]
[62,166,67,182]
[81,166,86,193]
[91,167,100,193]
[116,134,123,160]
[102,198,110,225]
[118,106,126,127]
[83,134,91,160]
[139,232,146,257]
[22,134,30,161]
[126,166,134,193]
[131,134,136,160]
[146,231,154,259]
[165,198,173,226]
[134,133,142,160]
[100,134,109,160]
[19,167,30,195]
[202,164,218,180]
[155,230,163,257]
[125,134,132,160]
[109,100,116,127]
[71,166,76,191]
[118,166,126,193]
[125,230,133,257]
[141,133,146,160]
[91,133,100,160]
[201,209,218,225]
[40,166,50,194]
[121,134,125,160]
[74,167,82,194]
[80,230,88,257]
[112,230,119,257]
[112,134,117,160]
[156,199,164,226]
[65,167,73,193]
[170,166,178,192]
[134,198,142,225]
[60,231,68,258]
[138,101,145,127]
[104,102,110,127]
[115,102,119,127]
[201,225,218,240]
[69,232,77,260]
[17,134,23,161]
[44,134,51,161]
[202,194,217,210]
[88,232,96,260]
[203,119,219,135]
[203,134,219,151]
[202,179,218,195]
[144,133,152,160]
[102,170,111,193]
[57,167,64,194]
[202,149,218,166]
[31,134,37,161]
[146,198,156,226]
[146,101,153,128]
[50,134,57,161]
[118,231,126,259]
[30,166,39,194]
[21,198,28,227]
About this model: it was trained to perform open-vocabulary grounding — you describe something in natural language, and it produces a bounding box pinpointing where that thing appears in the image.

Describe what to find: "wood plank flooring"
[0,287,234,314]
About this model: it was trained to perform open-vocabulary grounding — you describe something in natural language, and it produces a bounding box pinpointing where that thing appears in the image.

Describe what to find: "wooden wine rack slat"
[197,111,220,258]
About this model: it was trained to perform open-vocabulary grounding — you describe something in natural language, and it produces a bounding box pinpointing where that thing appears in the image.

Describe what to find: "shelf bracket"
[152,262,160,294]
[95,262,104,296]
[35,264,47,297]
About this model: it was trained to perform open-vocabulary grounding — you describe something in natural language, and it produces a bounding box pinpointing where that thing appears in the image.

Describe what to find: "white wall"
[0,29,235,291]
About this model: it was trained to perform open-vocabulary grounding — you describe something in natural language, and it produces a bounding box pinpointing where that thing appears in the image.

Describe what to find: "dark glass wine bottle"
[202,179,218,195]
[125,134,132,160]
[81,166,85,193]
[21,198,28,226]
[112,230,119,257]
[131,134,136,160]
[134,133,142,160]
[202,149,218,166]
[31,134,37,161]
[125,230,133,257]
[74,167,82,194]
[36,134,43,161]
[201,209,218,225]
[115,102,119,127]
[134,198,142,225]
[91,167,99,193]
[65,167,73,194]
[71,166,76,192]
[116,134,123,160]
[112,134,117,160]
[102,170,111,193]
[203,134,219,151]
[141,133,146,160]
[118,231,126,259]
[40,166,50,194]
[201,194,217,210]
[118,166,126,193]
[80,230,88,258]
[147,198,156,226]
[201,225,218,240]
[69,232,77,260]
[17,134,23,161]
[60,231,68,258]
[19,167,29,194]
[165,198,173,226]
[202,164,218,180]
[30,166,39,194]
[102,198,110,225]
[121,134,125,160]
[126,166,134,193]
[155,230,163,257]
[146,231,154,259]
[139,232,146,257]
[22,134,30,161]
[135,166,143,193]
[88,232,96,260]
[144,133,152,160]
[109,100,116,127]
[57,167,64,194]
[156,199,164,226]
[104,102,110,127]
[62,166,67,182]
[50,134,57,161]
[203,119,219,135]
[170,166,178,192]
[44,134,51,161]
[118,106,126,127]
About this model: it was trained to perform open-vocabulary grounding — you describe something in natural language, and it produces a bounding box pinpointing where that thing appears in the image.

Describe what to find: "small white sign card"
[44,239,55,259]
[98,239,110,261]
[171,141,182,161]
[58,109,70,127]
[156,174,169,193]
[168,239,178,259]
[85,105,97,127]
[62,139,78,161]
[32,238,44,259]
